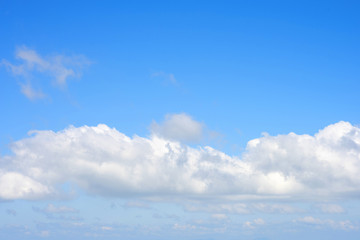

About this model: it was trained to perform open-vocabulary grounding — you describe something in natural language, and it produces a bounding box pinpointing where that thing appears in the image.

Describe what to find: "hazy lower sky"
[1,1,360,239]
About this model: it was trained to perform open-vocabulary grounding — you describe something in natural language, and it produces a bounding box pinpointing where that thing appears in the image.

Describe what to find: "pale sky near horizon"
[1,1,360,239]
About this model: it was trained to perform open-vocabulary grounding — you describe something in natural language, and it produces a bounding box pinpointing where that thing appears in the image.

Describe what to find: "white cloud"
[173,223,197,230]
[297,216,358,230]
[243,121,360,197]
[0,120,360,201]
[243,218,265,229]
[252,203,300,214]
[39,230,50,237]
[151,113,204,143]
[0,171,51,200]
[1,46,90,99]
[101,226,112,231]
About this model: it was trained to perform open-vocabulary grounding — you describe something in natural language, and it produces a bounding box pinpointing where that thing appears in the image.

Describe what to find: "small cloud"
[296,216,358,231]
[243,218,265,229]
[32,204,78,219]
[101,226,112,231]
[253,218,265,225]
[39,230,50,237]
[20,82,45,100]
[252,203,300,214]
[44,204,78,214]
[173,223,197,230]
[1,46,90,100]
[151,113,204,143]
[151,71,177,85]
[298,216,321,224]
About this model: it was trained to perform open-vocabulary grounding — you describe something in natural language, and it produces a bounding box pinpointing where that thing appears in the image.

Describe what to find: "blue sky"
[1,0,360,239]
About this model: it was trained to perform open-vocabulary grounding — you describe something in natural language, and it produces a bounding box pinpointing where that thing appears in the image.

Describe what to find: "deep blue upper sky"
[2,0,359,144]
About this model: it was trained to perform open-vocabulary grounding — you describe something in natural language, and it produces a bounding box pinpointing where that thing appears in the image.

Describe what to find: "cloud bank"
[0,120,359,201]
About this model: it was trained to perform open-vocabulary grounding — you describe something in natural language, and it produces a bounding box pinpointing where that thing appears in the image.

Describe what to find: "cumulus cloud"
[151,113,204,143]
[0,171,51,200]
[0,120,360,201]
[1,46,90,99]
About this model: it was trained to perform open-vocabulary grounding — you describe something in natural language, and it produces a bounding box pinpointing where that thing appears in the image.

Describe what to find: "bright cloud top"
[0,119,359,200]
[1,46,90,99]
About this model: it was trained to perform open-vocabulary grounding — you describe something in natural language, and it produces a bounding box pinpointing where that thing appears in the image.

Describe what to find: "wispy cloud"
[19,82,45,100]
[1,46,90,100]
[296,216,358,230]
[318,204,345,214]
[151,71,177,85]
[252,203,300,214]
[184,203,249,214]
[243,218,265,229]
[32,204,80,221]
[123,201,151,209]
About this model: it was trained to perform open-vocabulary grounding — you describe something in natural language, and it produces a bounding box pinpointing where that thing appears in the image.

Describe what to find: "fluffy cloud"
[0,120,359,201]
[0,171,51,200]
[151,113,204,143]
[1,46,90,99]
[244,121,360,197]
